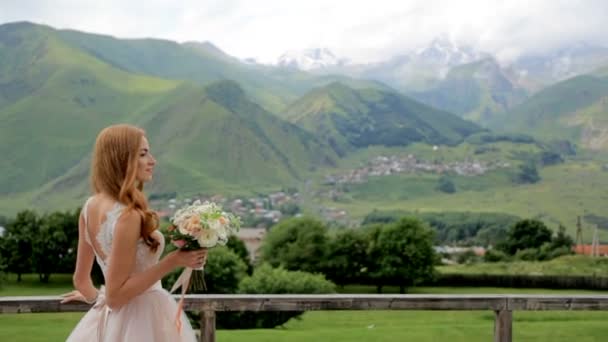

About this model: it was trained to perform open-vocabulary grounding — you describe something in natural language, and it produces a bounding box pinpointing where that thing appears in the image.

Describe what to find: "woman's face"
[136,136,156,182]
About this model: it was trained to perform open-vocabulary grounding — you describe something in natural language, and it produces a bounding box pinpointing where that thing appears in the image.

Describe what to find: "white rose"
[213,221,228,240]
[197,228,219,248]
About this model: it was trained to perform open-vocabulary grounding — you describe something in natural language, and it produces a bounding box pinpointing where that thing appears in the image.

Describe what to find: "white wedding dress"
[66,197,197,342]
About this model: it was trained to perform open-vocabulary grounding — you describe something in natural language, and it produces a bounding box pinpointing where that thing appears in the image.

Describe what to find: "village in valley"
[152,190,300,261]
[148,153,513,262]
[323,154,511,186]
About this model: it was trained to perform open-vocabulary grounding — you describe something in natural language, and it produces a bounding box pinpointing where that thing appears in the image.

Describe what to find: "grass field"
[313,157,608,242]
[0,274,74,296]
[4,310,606,342]
[438,255,608,276]
[1,274,608,341]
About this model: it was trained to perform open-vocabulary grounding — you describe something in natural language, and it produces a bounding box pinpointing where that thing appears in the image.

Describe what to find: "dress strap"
[82,196,94,246]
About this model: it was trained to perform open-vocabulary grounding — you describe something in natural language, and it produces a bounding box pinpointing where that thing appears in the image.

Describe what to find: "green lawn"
[0,274,73,296]
[218,310,608,342]
[2,303,608,342]
[2,275,608,342]
[438,255,608,276]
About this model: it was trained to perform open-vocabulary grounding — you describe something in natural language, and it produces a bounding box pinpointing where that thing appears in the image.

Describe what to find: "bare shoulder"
[114,208,142,241]
[86,194,112,213]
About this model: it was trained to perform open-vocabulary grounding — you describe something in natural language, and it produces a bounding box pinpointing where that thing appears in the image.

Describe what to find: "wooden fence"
[2,294,608,342]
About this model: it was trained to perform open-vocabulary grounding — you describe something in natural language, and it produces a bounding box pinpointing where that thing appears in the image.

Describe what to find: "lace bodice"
[82,197,165,278]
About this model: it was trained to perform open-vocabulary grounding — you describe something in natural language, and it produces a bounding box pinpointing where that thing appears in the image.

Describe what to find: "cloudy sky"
[1,0,607,63]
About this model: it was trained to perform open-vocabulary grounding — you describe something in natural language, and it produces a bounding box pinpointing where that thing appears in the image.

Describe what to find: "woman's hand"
[167,249,208,269]
[60,290,97,304]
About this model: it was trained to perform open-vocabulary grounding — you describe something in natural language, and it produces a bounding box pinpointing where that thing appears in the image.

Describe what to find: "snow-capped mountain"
[269,36,608,90]
[350,35,491,91]
[415,35,488,68]
[242,57,261,65]
[274,37,490,83]
[513,42,608,86]
[276,48,350,70]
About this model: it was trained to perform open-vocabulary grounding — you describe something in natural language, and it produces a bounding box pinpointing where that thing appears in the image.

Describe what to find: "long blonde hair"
[91,124,159,251]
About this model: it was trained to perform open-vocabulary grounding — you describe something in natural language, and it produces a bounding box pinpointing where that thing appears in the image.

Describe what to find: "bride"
[61,124,207,341]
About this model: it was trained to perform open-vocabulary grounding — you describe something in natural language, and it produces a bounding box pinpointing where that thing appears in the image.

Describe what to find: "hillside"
[304,139,608,242]
[51,22,389,114]
[0,22,181,195]
[285,82,482,156]
[0,23,337,213]
[410,58,528,124]
[137,80,337,194]
[490,75,608,150]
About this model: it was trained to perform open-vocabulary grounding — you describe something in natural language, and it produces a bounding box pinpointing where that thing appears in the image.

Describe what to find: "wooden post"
[200,310,216,342]
[494,309,512,342]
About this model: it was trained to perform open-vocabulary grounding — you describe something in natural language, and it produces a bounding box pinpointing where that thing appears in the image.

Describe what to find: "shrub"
[514,248,539,261]
[437,176,456,194]
[163,247,248,329]
[221,264,335,329]
[456,250,479,264]
[164,246,248,294]
[483,249,510,263]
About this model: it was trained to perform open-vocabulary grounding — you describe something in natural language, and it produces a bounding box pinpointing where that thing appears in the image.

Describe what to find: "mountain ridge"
[285,82,483,156]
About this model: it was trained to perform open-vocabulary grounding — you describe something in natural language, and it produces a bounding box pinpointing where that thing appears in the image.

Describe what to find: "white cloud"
[0,0,606,63]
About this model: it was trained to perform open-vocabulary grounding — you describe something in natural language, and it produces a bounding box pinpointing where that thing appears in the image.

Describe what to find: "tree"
[437,175,456,194]
[516,161,540,184]
[279,203,300,216]
[0,210,39,281]
[33,209,79,282]
[539,151,563,166]
[226,235,252,274]
[362,210,519,246]
[499,219,552,255]
[361,224,385,293]
[550,225,574,250]
[322,228,368,286]
[260,217,328,273]
[367,218,437,293]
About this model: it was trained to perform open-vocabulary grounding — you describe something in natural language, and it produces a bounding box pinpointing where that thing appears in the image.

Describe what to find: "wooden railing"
[2,294,608,342]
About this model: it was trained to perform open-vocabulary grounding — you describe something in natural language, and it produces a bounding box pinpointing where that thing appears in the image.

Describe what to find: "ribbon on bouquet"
[169,267,194,334]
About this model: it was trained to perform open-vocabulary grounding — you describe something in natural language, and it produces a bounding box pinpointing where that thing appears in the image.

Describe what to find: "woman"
[61,124,206,341]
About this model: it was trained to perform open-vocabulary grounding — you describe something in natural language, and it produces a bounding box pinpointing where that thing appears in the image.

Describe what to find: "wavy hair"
[91,124,159,251]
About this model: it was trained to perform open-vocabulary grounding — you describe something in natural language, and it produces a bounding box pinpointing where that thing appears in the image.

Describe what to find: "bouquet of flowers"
[166,200,241,330]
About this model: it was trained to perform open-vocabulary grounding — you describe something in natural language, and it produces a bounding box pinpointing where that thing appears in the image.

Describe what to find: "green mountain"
[37,81,338,200]
[138,80,337,194]
[490,75,608,150]
[285,82,482,156]
[410,58,528,124]
[0,21,181,194]
[0,22,337,213]
[51,22,389,114]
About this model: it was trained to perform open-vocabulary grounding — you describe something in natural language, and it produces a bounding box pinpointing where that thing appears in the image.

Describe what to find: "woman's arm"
[65,211,98,303]
[104,210,206,310]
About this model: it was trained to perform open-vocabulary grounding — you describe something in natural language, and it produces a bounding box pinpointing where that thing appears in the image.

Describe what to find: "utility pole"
[591,224,600,258]
[576,216,584,247]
